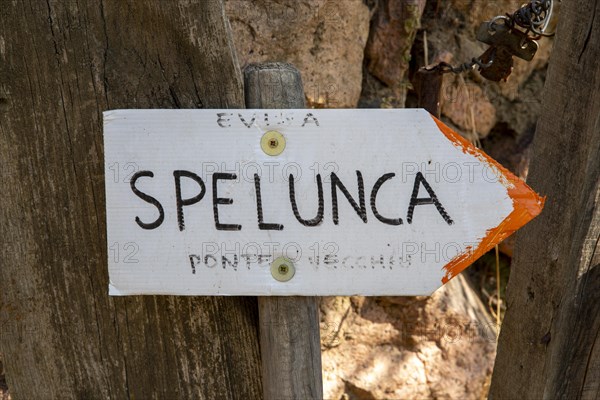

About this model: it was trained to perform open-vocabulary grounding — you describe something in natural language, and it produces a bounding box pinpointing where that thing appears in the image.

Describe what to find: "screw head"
[271,257,295,282]
[261,131,286,156]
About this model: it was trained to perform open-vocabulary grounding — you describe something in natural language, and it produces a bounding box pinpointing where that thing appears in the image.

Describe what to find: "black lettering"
[240,254,256,269]
[204,254,218,268]
[174,170,206,231]
[188,254,201,274]
[222,254,239,270]
[254,174,284,230]
[212,173,241,231]
[216,112,231,128]
[238,112,256,128]
[370,173,402,225]
[407,172,453,225]
[331,171,367,225]
[289,174,324,226]
[130,171,164,230]
[301,112,320,127]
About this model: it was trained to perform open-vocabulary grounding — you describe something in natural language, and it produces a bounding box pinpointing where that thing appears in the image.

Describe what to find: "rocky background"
[0,1,554,399]
[226,0,554,399]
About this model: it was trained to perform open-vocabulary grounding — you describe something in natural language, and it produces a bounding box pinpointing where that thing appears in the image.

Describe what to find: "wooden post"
[244,62,324,400]
[414,67,444,117]
[489,1,600,398]
[0,1,263,398]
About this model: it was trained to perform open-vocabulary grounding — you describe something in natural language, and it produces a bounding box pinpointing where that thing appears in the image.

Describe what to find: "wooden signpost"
[244,63,323,400]
[103,63,543,398]
[103,108,543,296]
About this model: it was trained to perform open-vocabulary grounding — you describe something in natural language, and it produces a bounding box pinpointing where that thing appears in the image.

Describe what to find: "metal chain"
[510,0,555,37]
[429,0,556,75]
[428,52,495,75]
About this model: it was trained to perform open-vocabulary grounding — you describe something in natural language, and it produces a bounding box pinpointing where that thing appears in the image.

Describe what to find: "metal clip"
[476,21,539,61]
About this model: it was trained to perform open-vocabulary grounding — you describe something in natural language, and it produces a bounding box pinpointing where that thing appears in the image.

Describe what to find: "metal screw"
[260,131,286,156]
[271,257,295,282]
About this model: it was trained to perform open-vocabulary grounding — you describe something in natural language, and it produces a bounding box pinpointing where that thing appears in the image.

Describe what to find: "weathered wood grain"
[244,62,324,399]
[0,1,262,398]
[414,67,444,117]
[489,1,600,399]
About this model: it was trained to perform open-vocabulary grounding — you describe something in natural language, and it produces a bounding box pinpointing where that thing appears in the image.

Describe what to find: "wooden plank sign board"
[104,109,543,296]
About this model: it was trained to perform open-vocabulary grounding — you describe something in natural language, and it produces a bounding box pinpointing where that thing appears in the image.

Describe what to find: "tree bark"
[244,62,324,400]
[0,1,262,398]
[489,1,600,399]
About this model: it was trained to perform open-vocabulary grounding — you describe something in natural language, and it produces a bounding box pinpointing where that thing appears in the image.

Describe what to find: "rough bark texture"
[489,1,600,399]
[0,1,262,399]
[244,62,323,400]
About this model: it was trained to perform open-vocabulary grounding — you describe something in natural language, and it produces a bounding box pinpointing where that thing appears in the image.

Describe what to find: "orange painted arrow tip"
[430,115,545,284]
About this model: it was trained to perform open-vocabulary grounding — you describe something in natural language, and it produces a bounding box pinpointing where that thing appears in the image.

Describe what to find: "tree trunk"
[489,1,600,399]
[0,1,262,398]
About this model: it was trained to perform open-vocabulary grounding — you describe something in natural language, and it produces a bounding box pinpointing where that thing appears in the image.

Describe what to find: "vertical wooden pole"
[244,62,323,400]
[489,1,600,398]
[414,67,444,117]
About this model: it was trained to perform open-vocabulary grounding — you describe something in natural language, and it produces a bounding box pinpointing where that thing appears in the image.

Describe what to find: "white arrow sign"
[103,109,543,296]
